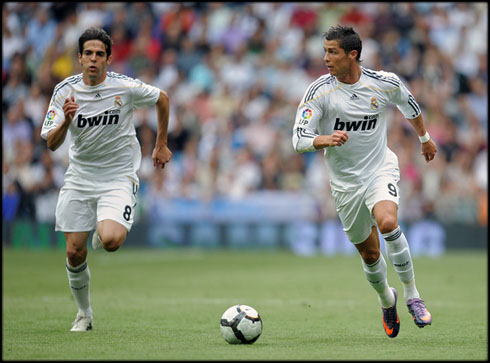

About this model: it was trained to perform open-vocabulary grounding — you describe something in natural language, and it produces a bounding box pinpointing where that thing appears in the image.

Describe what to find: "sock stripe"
[384,228,402,241]
[365,257,381,268]
[66,261,87,273]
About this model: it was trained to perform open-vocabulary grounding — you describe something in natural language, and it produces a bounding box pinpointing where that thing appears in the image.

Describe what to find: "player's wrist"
[313,135,329,149]
[418,131,430,143]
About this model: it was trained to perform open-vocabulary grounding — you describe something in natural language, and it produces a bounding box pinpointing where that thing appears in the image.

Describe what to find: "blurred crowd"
[2,2,488,227]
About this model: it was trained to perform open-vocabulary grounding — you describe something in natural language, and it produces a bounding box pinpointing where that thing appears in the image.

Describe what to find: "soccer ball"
[220,304,262,344]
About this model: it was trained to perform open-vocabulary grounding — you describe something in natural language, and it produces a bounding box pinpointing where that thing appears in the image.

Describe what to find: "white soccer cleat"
[71,312,93,332]
[91,230,102,250]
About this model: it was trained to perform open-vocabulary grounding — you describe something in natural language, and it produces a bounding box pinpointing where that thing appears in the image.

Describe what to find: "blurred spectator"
[25,5,57,61]
[466,77,488,132]
[3,100,33,164]
[136,117,157,184]
[24,83,48,129]
[109,24,133,65]
[227,146,261,199]
[3,52,30,108]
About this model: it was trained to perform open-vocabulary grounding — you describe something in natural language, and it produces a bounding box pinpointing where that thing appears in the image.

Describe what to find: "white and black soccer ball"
[220,304,262,344]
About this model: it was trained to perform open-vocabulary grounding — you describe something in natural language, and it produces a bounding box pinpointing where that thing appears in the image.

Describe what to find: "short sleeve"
[390,75,421,120]
[130,78,160,109]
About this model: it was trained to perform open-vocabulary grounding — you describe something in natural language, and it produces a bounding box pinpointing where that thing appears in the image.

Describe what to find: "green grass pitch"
[2,247,487,360]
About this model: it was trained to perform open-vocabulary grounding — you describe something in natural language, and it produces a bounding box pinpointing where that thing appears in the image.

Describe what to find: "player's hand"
[152,144,172,169]
[330,130,348,147]
[63,96,78,123]
[421,139,437,162]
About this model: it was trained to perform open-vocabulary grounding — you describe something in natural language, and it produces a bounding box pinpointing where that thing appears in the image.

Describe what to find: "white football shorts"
[55,176,139,232]
[331,155,400,244]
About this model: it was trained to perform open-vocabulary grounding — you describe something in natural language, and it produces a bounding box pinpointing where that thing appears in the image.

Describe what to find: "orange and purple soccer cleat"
[382,287,400,338]
[407,298,432,327]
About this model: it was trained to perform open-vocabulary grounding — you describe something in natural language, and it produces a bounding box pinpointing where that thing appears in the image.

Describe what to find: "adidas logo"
[95,93,101,98]
[350,93,359,101]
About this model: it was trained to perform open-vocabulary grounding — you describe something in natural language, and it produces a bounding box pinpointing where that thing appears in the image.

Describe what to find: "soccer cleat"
[91,230,102,250]
[381,287,400,338]
[71,312,93,332]
[407,298,432,327]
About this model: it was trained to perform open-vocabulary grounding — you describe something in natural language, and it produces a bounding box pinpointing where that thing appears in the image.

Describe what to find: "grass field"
[2,247,487,360]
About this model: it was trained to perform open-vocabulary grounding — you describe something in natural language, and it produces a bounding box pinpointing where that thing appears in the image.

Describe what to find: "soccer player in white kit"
[292,26,437,338]
[41,28,172,331]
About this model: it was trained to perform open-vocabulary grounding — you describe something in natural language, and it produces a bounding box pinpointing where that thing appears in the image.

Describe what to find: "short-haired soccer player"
[292,25,437,338]
[41,27,173,331]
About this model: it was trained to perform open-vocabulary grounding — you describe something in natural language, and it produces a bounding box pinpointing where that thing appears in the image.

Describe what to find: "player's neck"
[83,73,107,87]
[336,64,362,85]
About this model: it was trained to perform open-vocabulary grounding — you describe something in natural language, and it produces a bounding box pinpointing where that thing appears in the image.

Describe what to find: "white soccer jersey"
[41,72,160,186]
[292,67,421,192]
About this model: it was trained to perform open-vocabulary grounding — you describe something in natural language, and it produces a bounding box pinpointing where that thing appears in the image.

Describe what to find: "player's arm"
[312,131,348,149]
[46,96,78,151]
[389,73,437,163]
[406,114,437,163]
[152,90,173,169]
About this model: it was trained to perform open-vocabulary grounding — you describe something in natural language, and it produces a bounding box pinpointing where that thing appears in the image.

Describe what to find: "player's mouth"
[88,66,97,72]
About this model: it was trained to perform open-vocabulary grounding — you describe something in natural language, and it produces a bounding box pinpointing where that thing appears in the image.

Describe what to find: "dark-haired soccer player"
[292,25,437,338]
[41,27,172,331]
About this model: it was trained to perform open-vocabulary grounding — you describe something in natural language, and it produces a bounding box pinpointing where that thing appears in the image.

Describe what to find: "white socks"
[382,226,420,301]
[361,255,395,308]
[66,258,92,317]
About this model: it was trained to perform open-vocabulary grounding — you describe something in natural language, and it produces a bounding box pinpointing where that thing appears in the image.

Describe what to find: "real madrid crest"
[114,96,123,108]
[370,97,379,110]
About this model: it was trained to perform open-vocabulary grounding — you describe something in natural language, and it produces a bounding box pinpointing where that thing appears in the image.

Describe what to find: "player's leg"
[366,149,432,328]
[55,185,97,331]
[332,188,398,338]
[372,201,417,298]
[373,200,432,327]
[65,231,93,331]
[354,226,399,338]
[354,226,395,308]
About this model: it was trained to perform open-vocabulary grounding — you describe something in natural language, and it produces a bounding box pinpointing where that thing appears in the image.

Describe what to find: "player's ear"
[349,50,358,61]
[107,54,112,65]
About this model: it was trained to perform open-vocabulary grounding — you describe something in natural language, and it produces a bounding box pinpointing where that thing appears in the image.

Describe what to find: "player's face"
[323,39,356,80]
[79,40,112,86]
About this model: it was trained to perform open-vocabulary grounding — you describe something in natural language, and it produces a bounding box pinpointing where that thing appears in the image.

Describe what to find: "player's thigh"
[96,177,138,233]
[332,188,376,244]
[364,166,400,228]
[55,187,97,232]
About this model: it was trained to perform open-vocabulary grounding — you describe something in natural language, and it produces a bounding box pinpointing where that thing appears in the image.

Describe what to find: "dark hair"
[323,25,362,63]
[78,27,113,58]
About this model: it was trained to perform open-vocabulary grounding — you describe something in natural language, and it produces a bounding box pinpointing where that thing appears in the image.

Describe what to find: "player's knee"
[66,245,86,266]
[361,249,380,265]
[101,234,126,252]
[103,242,120,252]
[378,216,398,235]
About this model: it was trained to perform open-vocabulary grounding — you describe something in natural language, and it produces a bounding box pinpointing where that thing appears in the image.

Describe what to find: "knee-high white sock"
[383,226,420,301]
[361,254,395,308]
[66,259,92,317]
